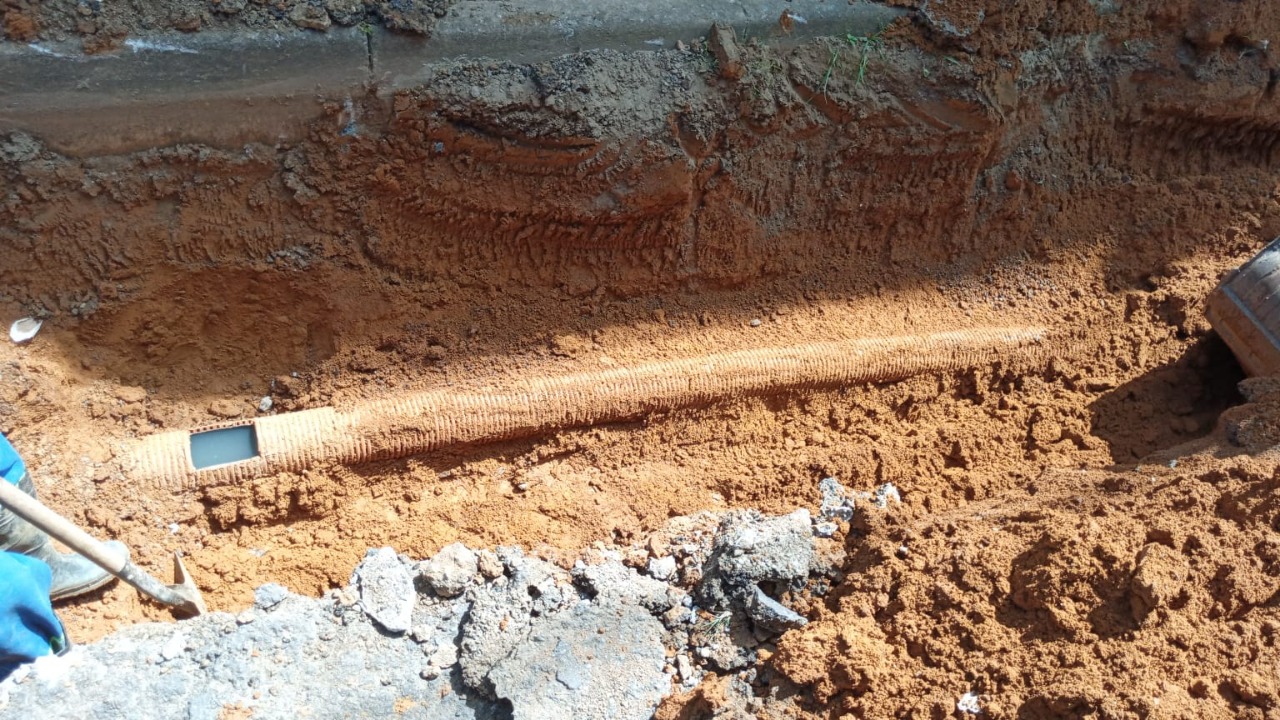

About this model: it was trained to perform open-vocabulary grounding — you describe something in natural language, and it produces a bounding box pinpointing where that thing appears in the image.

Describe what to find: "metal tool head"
[169,553,208,617]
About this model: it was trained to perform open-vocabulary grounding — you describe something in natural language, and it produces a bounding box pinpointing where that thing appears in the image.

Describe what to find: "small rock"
[235,610,257,625]
[708,23,745,80]
[85,443,114,464]
[207,399,243,419]
[289,2,332,31]
[257,396,273,413]
[254,583,289,610]
[366,0,439,33]
[957,691,982,714]
[675,654,696,683]
[420,666,441,680]
[418,543,478,598]
[159,632,185,661]
[662,605,691,627]
[648,556,677,581]
[211,0,247,15]
[429,641,458,669]
[354,548,415,634]
[476,550,504,580]
[749,318,762,327]
[1130,543,1189,621]
[169,9,202,31]
[323,0,363,24]
[113,386,148,403]
[814,521,838,538]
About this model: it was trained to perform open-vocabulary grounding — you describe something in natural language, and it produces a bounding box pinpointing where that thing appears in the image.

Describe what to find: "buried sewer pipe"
[125,326,1047,493]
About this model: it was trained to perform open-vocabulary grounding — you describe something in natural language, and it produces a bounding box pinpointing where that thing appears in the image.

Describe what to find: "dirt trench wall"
[4,3,1280,716]
[3,8,1278,320]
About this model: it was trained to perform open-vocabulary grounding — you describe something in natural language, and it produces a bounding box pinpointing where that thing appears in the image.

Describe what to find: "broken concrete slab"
[0,594,501,720]
[459,551,576,696]
[1,508,827,718]
[488,601,670,720]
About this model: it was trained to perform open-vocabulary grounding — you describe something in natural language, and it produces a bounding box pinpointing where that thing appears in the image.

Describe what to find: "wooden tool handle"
[0,479,127,573]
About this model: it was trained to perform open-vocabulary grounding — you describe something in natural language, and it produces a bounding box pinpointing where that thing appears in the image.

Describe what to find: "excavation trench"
[1,7,1278,717]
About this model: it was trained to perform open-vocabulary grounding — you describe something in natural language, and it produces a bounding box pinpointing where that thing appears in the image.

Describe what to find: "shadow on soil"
[1088,334,1244,465]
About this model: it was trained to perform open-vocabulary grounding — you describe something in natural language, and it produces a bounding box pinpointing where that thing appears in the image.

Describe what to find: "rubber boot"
[0,473,127,602]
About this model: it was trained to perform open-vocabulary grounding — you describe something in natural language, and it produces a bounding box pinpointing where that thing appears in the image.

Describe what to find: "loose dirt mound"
[2,0,1280,716]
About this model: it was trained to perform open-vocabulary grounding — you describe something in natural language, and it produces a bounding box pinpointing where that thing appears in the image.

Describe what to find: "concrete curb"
[375,0,903,87]
[0,30,371,155]
[0,1,905,155]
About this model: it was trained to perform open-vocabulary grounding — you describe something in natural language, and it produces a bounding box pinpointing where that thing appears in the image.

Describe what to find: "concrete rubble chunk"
[818,477,854,522]
[3,510,827,717]
[696,510,815,635]
[675,653,699,685]
[573,559,682,612]
[872,482,902,508]
[418,542,480,598]
[488,602,670,720]
[716,510,815,585]
[353,547,416,634]
[428,641,459,670]
[745,586,808,632]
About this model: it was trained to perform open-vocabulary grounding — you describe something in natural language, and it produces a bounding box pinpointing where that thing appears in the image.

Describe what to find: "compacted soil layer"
[3,0,1280,716]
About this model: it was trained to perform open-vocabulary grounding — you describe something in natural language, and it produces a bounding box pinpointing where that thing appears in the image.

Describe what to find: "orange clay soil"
[2,0,1280,716]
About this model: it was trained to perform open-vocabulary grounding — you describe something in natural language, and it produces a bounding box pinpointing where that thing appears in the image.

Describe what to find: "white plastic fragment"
[957,691,982,714]
[9,317,42,344]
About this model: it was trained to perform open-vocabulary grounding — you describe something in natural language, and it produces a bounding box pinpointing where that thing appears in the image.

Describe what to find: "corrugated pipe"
[125,326,1047,493]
